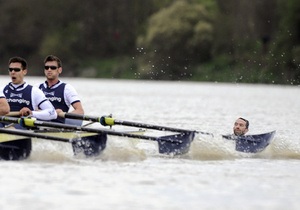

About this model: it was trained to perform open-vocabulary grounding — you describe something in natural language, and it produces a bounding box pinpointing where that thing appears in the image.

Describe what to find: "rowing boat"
[222,130,276,153]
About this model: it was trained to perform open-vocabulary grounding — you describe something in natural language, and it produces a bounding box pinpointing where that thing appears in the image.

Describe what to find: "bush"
[136,0,214,80]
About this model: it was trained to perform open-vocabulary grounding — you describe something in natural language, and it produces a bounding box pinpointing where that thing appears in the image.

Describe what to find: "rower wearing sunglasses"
[3,56,57,121]
[38,55,84,124]
[0,56,57,160]
[38,55,105,157]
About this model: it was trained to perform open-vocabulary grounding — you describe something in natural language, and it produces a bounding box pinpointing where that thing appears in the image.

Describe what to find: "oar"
[0,116,185,143]
[58,112,197,134]
[6,111,20,117]
[58,112,102,123]
[0,128,73,143]
[98,115,214,136]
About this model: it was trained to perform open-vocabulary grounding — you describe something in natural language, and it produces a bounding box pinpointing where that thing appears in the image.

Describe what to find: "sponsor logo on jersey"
[10,93,23,98]
[7,98,30,106]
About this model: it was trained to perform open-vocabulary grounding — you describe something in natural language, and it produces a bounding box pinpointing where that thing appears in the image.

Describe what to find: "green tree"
[269,0,300,84]
[136,0,214,80]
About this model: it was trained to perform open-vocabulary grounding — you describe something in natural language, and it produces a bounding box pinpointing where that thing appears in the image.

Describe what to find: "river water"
[0,76,300,210]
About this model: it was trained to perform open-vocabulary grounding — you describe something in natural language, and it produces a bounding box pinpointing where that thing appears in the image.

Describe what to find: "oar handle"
[6,111,21,117]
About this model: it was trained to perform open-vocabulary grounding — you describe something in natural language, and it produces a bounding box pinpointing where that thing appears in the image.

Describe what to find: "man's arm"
[64,84,84,114]
[31,87,57,120]
[70,101,84,114]
[0,98,10,115]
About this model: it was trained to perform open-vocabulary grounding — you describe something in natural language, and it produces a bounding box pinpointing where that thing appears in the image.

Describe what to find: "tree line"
[0,0,299,84]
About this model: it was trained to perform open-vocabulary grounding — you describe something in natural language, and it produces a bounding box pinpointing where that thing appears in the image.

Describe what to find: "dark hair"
[44,55,62,67]
[239,117,249,129]
[8,56,27,69]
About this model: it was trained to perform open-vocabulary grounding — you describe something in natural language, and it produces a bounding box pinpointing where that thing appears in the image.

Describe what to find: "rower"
[38,55,106,157]
[38,55,84,125]
[0,56,57,160]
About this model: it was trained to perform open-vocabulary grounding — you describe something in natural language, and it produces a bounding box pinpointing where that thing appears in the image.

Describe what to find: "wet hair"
[8,56,27,69]
[239,117,249,129]
[44,55,62,67]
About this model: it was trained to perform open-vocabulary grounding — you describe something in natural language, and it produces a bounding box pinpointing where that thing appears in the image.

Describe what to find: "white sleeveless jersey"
[3,82,57,120]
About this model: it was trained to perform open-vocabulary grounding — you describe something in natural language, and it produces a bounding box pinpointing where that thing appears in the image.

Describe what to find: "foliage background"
[0,0,299,84]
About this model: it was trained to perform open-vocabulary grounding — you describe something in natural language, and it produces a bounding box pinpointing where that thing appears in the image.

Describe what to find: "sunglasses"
[45,66,58,70]
[8,68,22,72]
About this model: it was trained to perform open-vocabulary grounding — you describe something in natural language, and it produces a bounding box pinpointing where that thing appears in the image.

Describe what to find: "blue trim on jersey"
[37,99,48,109]
[70,100,80,105]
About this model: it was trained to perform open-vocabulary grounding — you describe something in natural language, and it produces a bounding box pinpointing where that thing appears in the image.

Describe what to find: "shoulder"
[31,86,46,96]
[64,83,75,89]
[36,82,46,89]
[64,83,78,93]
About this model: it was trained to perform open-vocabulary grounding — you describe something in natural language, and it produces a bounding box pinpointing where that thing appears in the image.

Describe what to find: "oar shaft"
[112,119,195,133]
[0,128,71,142]
[6,111,20,117]
[59,112,196,134]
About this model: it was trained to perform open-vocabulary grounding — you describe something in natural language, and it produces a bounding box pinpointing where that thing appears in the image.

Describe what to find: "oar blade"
[34,129,107,157]
[71,133,107,157]
[157,131,195,155]
[235,131,276,153]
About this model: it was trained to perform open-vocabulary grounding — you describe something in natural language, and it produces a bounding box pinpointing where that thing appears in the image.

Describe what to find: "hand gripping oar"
[0,116,194,155]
